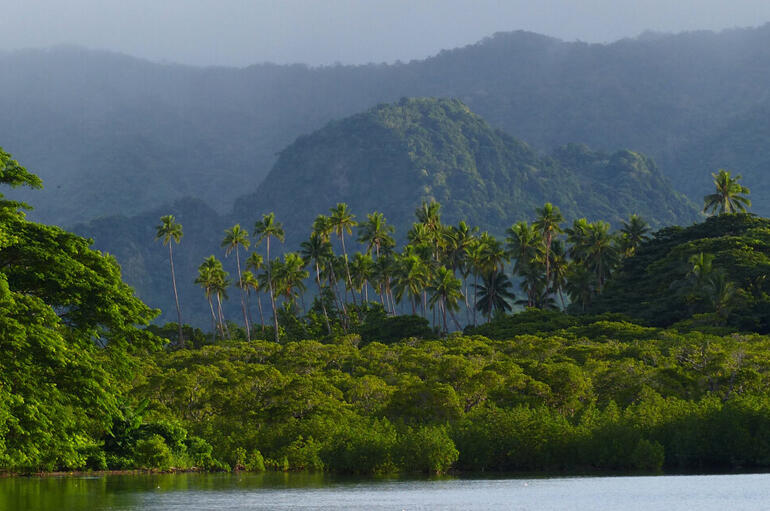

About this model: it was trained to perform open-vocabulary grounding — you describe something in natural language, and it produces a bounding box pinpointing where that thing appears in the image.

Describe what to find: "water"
[2,472,769,511]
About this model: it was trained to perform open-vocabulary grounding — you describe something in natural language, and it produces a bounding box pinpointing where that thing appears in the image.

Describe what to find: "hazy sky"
[3,0,770,67]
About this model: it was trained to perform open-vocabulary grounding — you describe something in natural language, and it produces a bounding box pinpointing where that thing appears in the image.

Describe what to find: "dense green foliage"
[0,149,161,471]
[7,26,770,227]
[589,214,770,332]
[135,316,770,474]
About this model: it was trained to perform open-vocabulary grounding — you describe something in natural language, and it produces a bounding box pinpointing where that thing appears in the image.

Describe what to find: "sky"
[2,0,770,67]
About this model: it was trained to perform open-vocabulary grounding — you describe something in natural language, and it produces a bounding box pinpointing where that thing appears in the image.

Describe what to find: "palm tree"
[246,252,266,334]
[329,203,358,306]
[506,221,541,275]
[703,169,751,215]
[155,215,184,347]
[465,239,486,326]
[222,224,251,341]
[393,253,429,316]
[272,252,309,309]
[533,203,564,284]
[239,270,261,335]
[253,213,285,343]
[565,264,596,312]
[473,271,515,321]
[581,221,619,291]
[357,211,395,258]
[350,252,375,303]
[619,214,651,257]
[195,256,229,339]
[300,233,334,334]
[428,266,464,333]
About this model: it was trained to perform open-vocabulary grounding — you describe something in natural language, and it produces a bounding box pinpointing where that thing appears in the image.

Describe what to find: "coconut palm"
[393,253,429,316]
[350,252,375,303]
[465,239,487,326]
[703,169,751,215]
[222,224,251,341]
[473,271,515,321]
[246,252,266,334]
[272,252,309,309]
[428,266,464,333]
[329,203,358,305]
[357,211,395,258]
[565,264,596,312]
[300,233,334,333]
[533,203,564,284]
[619,214,651,257]
[580,221,619,291]
[155,214,184,347]
[239,270,261,335]
[195,256,229,339]
[253,213,285,343]
[506,221,541,275]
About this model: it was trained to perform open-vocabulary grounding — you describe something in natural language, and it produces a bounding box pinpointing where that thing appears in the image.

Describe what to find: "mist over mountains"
[4,24,770,228]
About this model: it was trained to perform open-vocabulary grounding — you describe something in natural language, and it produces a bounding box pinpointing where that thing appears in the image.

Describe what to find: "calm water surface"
[2,472,769,511]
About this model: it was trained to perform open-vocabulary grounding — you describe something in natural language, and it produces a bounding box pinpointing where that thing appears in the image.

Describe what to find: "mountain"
[75,98,699,325]
[5,25,770,226]
[233,98,699,243]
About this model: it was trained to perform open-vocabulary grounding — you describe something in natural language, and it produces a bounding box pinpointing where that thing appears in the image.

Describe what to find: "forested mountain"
[5,24,770,226]
[234,98,698,244]
[75,98,698,325]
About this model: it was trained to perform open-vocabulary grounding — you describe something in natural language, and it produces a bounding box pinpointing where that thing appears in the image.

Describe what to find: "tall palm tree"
[246,252,266,334]
[239,270,261,335]
[581,221,619,291]
[272,252,309,309]
[393,253,429,316]
[300,233,334,334]
[428,266,464,333]
[532,203,564,284]
[195,256,229,339]
[703,169,751,215]
[155,215,184,347]
[357,211,395,258]
[253,213,285,343]
[329,203,358,306]
[350,252,375,303]
[619,214,651,258]
[465,239,487,326]
[222,224,251,341]
[506,221,541,275]
[473,271,515,321]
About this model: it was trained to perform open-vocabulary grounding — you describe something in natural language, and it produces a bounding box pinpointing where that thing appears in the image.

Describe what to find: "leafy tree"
[703,169,751,215]
[155,215,185,347]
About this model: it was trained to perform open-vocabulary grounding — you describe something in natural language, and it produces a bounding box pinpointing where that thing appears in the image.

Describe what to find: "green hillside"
[233,98,699,245]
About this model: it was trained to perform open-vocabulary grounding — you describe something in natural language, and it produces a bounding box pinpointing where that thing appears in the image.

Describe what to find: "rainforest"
[4,142,770,476]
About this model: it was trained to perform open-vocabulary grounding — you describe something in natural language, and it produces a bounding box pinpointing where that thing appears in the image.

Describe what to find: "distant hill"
[233,98,699,244]
[75,98,699,325]
[5,25,770,226]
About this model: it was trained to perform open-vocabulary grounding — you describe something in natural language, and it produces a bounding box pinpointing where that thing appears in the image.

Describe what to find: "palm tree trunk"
[315,261,331,335]
[235,247,250,341]
[442,298,448,334]
[340,232,357,307]
[168,243,184,348]
[473,272,479,327]
[450,308,463,331]
[257,294,265,334]
[266,236,279,343]
[216,292,229,339]
[207,294,217,340]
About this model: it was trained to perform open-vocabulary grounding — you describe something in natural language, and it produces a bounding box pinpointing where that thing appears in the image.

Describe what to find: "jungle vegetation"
[5,145,770,476]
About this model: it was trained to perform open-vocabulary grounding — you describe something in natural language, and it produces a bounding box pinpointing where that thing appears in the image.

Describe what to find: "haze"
[2,0,770,67]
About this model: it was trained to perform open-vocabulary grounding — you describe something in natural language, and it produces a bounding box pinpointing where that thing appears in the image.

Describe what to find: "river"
[2,472,769,510]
